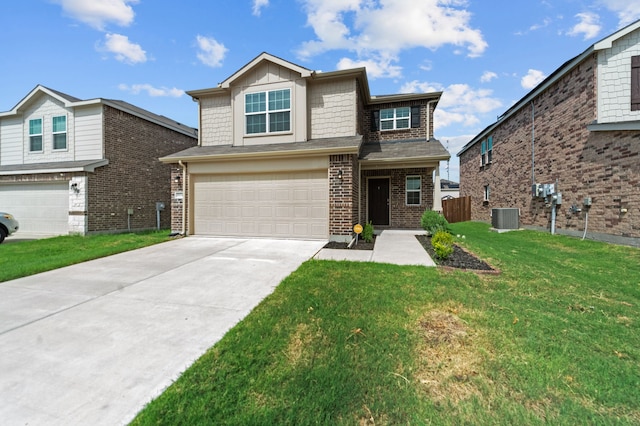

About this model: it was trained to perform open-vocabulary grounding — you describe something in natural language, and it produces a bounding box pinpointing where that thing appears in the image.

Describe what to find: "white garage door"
[193,170,328,239]
[0,182,69,234]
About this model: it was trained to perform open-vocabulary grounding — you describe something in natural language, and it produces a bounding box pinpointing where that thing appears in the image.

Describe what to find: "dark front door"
[368,178,390,226]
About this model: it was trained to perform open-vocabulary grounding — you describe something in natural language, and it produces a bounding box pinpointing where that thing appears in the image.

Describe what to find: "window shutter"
[371,110,380,131]
[410,106,420,128]
[632,56,640,111]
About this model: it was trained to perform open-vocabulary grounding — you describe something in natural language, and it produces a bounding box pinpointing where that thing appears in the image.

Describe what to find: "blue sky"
[2,0,639,181]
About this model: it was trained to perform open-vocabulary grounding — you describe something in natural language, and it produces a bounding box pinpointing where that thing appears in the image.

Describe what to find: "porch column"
[433,165,442,212]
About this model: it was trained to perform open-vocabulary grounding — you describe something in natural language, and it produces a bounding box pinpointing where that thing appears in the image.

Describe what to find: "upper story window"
[481,136,493,166]
[632,56,640,111]
[380,107,410,130]
[245,89,291,134]
[53,115,67,150]
[371,106,420,132]
[29,118,43,152]
[406,175,421,205]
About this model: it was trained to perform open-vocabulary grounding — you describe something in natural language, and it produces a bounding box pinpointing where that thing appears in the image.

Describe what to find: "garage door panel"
[193,170,328,239]
[0,182,68,234]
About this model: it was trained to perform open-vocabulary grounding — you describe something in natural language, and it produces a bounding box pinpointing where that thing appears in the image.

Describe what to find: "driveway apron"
[0,237,325,426]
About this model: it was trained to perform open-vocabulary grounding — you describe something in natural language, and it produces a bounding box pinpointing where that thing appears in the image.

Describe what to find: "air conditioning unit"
[491,208,520,230]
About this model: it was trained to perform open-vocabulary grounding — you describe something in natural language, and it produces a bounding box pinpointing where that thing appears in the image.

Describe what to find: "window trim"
[52,115,67,151]
[405,175,421,206]
[380,107,411,131]
[29,117,43,153]
[244,88,291,135]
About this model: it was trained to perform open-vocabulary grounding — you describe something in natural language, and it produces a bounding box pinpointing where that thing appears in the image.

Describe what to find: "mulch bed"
[323,235,376,250]
[415,235,498,273]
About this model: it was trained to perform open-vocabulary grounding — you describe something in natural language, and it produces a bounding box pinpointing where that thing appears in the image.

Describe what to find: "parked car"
[0,212,19,243]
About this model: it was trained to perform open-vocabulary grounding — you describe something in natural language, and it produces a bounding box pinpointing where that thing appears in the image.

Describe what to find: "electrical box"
[127,208,134,215]
[156,202,165,211]
[552,192,562,204]
[542,183,555,197]
[584,197,592,206]
[532,184,542,198]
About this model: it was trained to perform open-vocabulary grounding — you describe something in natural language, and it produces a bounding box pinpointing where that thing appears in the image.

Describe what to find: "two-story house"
[161,52,450,241]
[0,85,198,236]
[458,20,640,246]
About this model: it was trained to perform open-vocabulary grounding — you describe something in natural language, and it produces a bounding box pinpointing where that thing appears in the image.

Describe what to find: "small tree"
[420,210,450,235]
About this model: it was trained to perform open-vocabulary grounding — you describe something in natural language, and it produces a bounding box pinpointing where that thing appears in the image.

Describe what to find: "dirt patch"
[414,308,485,403]
[415,235,497,272]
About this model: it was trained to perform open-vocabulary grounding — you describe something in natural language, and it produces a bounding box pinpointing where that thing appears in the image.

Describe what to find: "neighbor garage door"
[193,170,328,239]
[0,182,68,234]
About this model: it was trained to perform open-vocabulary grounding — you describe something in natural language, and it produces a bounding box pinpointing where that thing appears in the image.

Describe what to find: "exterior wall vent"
[491,208,520,230]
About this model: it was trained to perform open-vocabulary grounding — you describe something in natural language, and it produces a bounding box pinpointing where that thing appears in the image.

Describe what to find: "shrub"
[431,230,454,259]
[420,210,450,235]
[362,221,374,243]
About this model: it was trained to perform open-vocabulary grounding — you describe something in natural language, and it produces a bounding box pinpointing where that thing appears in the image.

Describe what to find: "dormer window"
[245,89,291,134]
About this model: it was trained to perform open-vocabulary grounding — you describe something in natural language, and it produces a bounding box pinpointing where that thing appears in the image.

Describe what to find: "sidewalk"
[314,229,435,266]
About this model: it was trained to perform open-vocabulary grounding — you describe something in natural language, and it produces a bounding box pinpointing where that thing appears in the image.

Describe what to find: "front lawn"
[0,230,171,283]
[132,222,640,425]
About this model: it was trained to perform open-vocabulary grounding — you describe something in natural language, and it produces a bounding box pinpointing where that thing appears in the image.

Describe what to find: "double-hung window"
[245,89,291,134]
[406,175,421,205]
[380,107,410,130]
[29,118,43,152]
[53,115,67,150]
[481,136,493,166]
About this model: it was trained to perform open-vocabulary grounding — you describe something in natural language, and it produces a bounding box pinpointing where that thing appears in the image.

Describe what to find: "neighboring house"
[0,85,198,235]
[458,20,640,246]
[440,179,460,200]
[162,52,449,241]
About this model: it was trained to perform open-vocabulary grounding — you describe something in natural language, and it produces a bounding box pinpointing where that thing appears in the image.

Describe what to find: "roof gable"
[219,52,313,89]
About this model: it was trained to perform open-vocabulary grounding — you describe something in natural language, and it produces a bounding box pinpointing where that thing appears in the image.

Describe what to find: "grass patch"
[132,222,640,425]
[0,230,172,282]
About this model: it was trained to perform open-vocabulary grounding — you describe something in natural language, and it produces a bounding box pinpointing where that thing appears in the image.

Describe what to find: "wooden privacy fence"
[442,196,471,223]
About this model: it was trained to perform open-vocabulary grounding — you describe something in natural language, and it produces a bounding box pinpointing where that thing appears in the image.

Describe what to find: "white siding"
[597,29,640,123]
[309,79,356,139]
[0,117,23,165]
[23,95,75,164]
[74,105,103,160]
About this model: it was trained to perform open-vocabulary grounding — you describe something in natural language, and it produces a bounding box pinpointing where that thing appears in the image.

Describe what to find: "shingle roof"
[359,139,450,162]
[161,135,363,161]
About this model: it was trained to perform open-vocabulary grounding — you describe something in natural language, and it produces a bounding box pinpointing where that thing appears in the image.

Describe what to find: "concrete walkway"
[314,229,435,266]
[0,237,325,426]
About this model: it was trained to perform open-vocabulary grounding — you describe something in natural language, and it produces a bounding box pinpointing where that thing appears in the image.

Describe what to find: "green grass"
[131,222,640,425]
[0,230,172,282]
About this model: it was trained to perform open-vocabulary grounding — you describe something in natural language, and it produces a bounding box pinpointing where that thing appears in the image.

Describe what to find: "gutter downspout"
[178,160,187,236]
[531,101,536,186]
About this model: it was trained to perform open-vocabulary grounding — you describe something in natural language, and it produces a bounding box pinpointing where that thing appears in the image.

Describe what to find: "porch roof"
[359,138,450,165]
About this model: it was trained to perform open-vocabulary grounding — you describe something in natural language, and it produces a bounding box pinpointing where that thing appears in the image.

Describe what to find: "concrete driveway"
[0,237,325,425]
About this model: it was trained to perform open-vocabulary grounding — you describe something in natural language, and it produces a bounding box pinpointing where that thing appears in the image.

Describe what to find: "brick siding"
[360,167,433,228]
[87,106,197,233]
[460,53,640,240]
[329,154,358,238]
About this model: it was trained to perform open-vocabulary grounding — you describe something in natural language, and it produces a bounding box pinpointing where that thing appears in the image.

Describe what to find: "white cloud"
[337,55,402,79]
[196,35,228,68]
[567,12,601,40]
[480,71,497,83]
[598,0,640,27]
[401,80,502,130]
[103,33,147,64]
[252,0,269,16]
[54,0,138,30]
[521,69,547,89]
[297,0,487,79]
[118,84,184,97]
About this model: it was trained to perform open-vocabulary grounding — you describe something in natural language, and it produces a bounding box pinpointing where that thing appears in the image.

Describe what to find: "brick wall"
[460,53,640,240]
[170,165,190,233]
[362,101,429,142]
[329,154,358,239]
[87,106,197,233]
[360,167,432,228]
